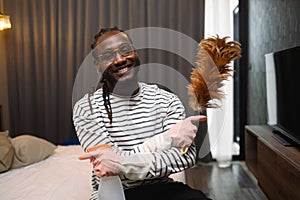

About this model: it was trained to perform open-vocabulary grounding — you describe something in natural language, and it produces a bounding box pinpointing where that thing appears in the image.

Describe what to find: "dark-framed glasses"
[94,43,135,64]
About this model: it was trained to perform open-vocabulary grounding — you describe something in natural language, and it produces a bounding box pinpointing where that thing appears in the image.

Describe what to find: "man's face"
[93,31,140,84]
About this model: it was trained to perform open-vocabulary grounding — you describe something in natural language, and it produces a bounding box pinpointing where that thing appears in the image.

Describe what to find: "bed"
[0,133,185,200]
[0,143,93,200]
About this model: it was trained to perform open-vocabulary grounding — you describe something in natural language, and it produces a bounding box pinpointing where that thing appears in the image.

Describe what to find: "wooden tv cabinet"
[245,125,300,200]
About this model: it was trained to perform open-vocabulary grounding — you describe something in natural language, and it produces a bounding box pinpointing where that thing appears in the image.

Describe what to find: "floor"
[185,161,269,200]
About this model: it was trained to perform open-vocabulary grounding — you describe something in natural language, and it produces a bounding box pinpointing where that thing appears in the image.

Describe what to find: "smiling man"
[91,28,141,98]
[73,27,210,200]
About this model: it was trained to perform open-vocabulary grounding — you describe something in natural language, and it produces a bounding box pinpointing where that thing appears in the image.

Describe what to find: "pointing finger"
[78,152,93,160]
[186,115,207,124]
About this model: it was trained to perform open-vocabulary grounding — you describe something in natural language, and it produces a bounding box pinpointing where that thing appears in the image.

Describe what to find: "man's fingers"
[186,115,207,124]
[78,153,93,160]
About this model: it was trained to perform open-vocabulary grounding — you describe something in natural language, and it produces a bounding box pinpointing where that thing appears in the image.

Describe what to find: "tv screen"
[265,45,300,146]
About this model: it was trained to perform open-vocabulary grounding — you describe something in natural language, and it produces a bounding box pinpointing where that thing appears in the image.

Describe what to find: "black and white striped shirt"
[73,82,197,195]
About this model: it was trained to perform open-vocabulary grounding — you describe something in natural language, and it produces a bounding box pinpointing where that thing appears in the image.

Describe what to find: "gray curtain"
[3,0,204,145]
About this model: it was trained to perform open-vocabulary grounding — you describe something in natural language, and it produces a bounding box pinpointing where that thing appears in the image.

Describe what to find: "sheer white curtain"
[205,0,239,167]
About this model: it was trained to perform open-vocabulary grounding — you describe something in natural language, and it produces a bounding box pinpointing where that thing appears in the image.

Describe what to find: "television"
[265,45,300,146]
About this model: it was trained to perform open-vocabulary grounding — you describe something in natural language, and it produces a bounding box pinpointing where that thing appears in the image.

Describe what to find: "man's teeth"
[117,67,128,73]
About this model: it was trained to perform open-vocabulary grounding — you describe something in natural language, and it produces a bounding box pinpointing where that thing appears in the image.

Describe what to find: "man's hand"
[79,146,123,177]
[79,147,153,179]
[167,115,206,149]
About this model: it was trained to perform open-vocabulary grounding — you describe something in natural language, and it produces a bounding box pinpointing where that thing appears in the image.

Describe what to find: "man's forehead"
[95,32,131,50]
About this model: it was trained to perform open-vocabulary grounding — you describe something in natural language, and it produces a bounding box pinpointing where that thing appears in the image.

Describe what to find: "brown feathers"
[188,35,242,112]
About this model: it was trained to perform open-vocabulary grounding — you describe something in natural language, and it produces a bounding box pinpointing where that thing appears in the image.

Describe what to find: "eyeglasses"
[94,43,135,64]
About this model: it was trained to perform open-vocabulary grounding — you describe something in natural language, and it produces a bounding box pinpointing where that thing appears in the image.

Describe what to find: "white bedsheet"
[0,145,93,200]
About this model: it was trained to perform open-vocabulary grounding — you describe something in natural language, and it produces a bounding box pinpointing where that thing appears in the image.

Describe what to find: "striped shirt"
[73,82,197,198]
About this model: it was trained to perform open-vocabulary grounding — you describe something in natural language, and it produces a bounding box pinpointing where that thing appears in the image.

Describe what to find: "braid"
[91,26,123,124]
[101,80,113,124]
[91,26,135,124]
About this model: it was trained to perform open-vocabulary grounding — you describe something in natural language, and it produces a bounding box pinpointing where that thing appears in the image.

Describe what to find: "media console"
[245,125,300,200]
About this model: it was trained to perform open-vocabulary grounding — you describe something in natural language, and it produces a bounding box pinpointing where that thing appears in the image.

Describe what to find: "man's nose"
[113,51,126,64]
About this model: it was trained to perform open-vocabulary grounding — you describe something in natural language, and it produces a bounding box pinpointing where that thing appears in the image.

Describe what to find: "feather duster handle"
[188,35,242,112]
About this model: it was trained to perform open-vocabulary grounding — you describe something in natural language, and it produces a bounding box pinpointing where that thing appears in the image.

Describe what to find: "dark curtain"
[3,0,204,145]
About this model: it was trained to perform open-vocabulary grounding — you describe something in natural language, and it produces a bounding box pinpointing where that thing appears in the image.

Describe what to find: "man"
[73,27,210,200]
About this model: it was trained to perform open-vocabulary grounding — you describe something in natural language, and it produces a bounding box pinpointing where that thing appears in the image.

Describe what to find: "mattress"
[0,145,93,200]
[0,144,186,200]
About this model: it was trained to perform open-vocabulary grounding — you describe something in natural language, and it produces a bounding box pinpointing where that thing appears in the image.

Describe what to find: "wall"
[247,0,300,124]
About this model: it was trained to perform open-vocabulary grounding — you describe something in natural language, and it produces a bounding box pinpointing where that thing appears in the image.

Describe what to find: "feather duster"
[188,35,242,112]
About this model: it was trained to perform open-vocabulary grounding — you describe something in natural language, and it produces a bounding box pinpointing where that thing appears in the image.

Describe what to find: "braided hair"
[90,26,124,124]
[91,26,123,49]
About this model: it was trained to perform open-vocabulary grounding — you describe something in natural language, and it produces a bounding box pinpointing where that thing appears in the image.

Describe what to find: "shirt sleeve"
[125,94,197,180]
[72,95,116,152]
